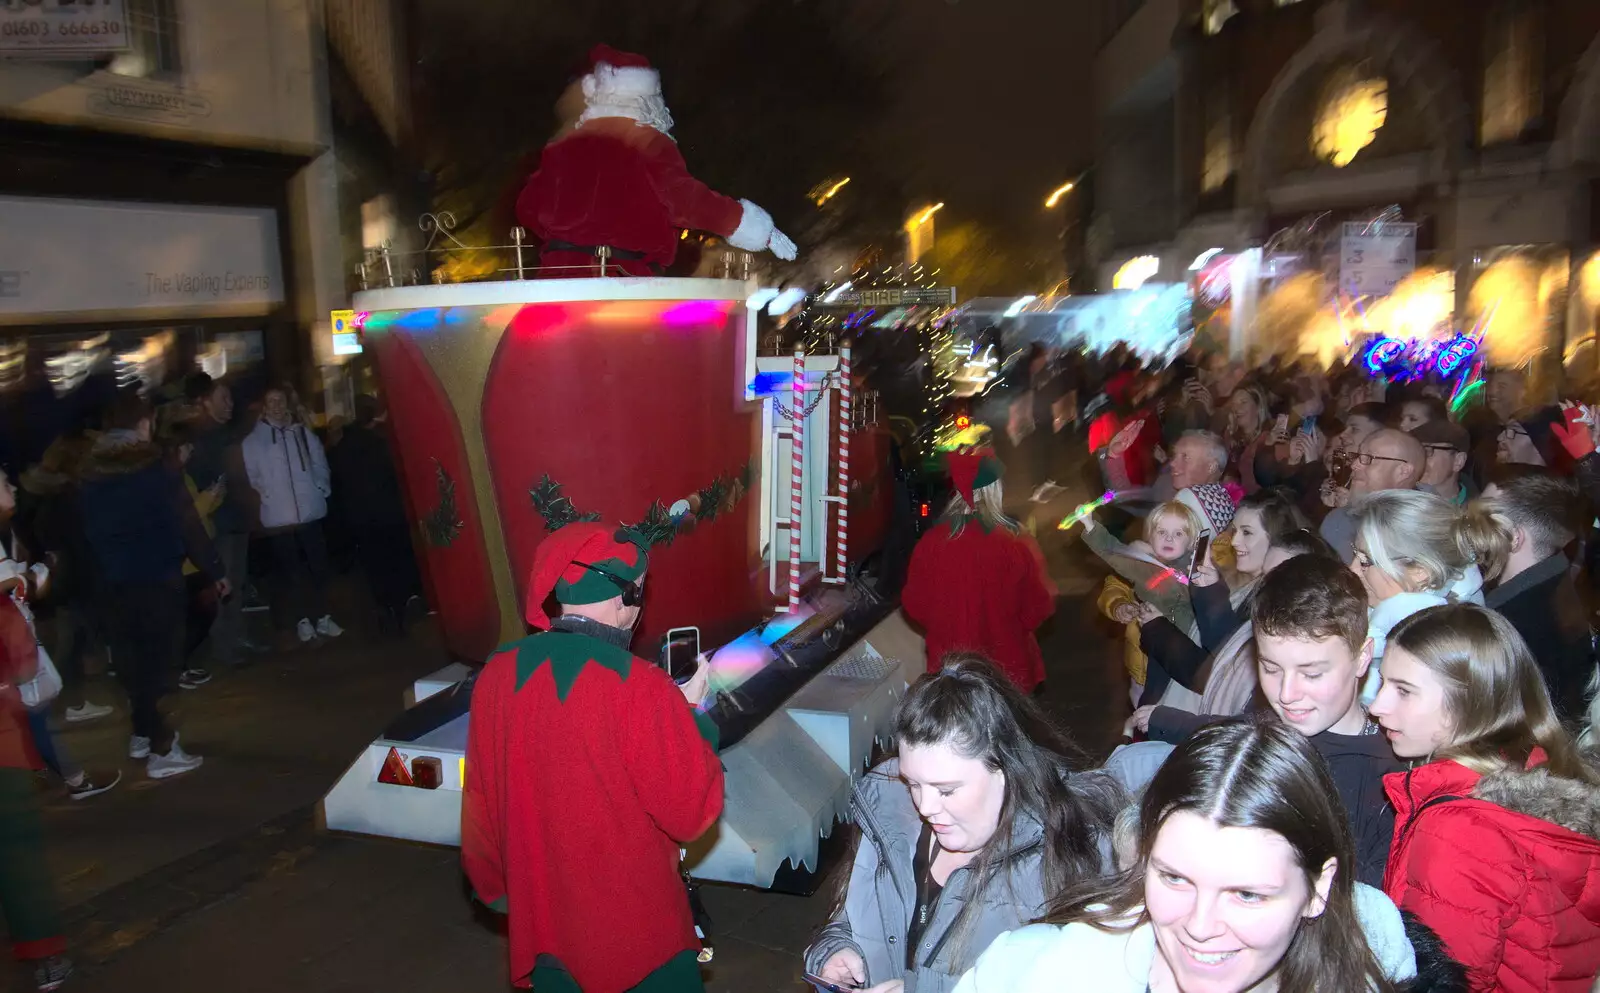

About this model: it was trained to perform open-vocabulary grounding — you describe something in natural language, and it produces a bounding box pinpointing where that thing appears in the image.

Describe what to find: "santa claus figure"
[517,45,797,276]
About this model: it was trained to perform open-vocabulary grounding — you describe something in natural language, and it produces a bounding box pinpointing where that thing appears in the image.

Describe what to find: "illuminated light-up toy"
[1058,490,1117,530]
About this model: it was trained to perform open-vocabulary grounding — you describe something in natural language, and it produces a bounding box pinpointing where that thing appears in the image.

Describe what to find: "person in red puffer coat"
[902,450,1056,693]
[1370,603,1600,993]
[0,594,71,991]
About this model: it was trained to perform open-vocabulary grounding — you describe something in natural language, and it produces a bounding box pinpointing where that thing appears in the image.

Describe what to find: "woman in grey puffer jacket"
[803,655,1123,993]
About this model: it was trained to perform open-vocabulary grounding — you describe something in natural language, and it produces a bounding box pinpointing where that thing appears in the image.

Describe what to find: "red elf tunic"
[462,630,724,991]
[901,522,1056,692]
[516,119,744,277]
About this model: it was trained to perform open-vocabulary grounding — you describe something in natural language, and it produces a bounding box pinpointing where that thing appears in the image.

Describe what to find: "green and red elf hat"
[946,448,1004,506]
[524,522,649,629]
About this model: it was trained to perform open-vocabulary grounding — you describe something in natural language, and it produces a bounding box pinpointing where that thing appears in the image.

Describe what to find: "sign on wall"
[1340,221,1417,298]
[0,196,284,323]
[0,0,130,56]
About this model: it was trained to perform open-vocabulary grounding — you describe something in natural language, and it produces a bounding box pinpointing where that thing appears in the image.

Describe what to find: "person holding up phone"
[803,656,1122,993]
[462,522,723,993]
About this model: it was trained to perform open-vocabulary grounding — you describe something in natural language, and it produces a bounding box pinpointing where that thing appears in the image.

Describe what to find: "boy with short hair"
[1252,554,1403,886]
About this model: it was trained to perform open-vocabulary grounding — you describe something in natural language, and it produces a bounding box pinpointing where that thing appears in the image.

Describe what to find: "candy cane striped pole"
[835,342,852,583]
[788,346,805,613]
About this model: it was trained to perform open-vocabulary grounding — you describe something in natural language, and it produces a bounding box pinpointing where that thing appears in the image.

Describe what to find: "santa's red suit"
[517,46,795,277]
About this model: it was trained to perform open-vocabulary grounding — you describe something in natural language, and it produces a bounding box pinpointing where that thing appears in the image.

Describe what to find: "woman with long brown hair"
[953,717,1415,992]
[803,655,1121,993]
[1370,604,1600,992]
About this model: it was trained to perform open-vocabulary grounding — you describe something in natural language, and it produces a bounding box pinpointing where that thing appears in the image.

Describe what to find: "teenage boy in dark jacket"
[1249,554,1404,887]
[79,393,226,779]
[1480,469,1592,725]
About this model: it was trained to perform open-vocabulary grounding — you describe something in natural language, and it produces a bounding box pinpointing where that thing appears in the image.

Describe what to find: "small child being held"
[1083,500,1201,640]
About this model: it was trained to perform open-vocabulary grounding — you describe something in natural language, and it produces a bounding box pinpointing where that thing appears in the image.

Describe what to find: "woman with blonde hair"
[1370,604,1600,992]
[1346,489,1503,699]
[903,450,1056,693]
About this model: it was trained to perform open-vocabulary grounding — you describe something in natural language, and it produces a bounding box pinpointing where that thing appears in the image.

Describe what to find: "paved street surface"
[3,460,1126,993]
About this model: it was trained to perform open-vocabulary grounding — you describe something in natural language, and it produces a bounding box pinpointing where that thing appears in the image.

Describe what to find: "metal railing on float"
[353,212,757,290]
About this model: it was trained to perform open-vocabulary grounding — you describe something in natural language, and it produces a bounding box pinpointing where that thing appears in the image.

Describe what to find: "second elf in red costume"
[517,45,796,276]
[901,450,1057,693]
[462,523,723,992]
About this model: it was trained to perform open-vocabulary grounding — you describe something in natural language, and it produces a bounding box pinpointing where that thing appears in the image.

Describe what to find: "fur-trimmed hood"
[78,430,162,479]
[1473,764,1600,841]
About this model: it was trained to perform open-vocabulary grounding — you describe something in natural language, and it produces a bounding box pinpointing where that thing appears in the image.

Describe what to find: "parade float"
[322,47,923,890]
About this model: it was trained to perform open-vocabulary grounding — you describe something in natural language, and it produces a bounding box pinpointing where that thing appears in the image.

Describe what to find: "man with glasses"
[1320,428,1424,562]
[1408,418,1474,506]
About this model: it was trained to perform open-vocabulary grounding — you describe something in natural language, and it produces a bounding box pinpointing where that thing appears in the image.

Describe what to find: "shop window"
[108,0,183,81]
[1312,66,1388,168]
[1480,1,1543,146]
[1202,0,1238,36]
[1201,90,1233,194]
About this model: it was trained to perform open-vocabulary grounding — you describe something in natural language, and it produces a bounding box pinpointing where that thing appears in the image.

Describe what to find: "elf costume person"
[516,45,797,277]
[461,523,724,992]
[901,450,1057,693]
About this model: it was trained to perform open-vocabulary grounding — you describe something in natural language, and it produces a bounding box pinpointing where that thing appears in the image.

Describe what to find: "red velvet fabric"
[901,525,1056,692]
[517,119,744,273]
[461,634,724,991]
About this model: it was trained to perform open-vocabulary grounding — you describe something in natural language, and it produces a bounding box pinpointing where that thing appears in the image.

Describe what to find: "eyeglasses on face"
[1353,452,1411,466]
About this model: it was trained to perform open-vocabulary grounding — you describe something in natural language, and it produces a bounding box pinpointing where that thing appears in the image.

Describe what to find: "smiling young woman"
[953,718,1415,993]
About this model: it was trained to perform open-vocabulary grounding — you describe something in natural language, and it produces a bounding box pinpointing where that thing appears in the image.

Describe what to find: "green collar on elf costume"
[512,630,635,701]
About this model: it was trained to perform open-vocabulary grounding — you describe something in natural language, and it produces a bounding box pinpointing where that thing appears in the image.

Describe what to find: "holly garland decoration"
[532,458,756,549]
[530,474,602,533]
[421,459,465,547]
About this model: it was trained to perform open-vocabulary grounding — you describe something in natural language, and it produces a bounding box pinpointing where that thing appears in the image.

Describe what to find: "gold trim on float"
[408,306,524,645]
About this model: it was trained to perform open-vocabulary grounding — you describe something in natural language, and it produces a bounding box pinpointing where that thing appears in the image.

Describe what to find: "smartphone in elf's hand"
[662,627,700,685]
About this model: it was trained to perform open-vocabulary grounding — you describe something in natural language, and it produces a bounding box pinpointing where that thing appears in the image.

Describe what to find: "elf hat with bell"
[946,448,1004,506]
[525,522,649,630]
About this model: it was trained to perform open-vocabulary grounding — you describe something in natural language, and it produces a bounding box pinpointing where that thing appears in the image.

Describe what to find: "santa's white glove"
[767,227,797,261]
[727,199,796,260]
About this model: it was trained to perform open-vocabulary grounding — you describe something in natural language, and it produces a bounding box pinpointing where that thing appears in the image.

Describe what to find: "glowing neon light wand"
[1058,490,1117,530]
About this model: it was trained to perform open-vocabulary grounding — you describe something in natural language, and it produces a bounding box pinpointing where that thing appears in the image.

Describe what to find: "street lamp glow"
[910,202,945,227]
[816,177,851,204]
[1044,182,1076,208]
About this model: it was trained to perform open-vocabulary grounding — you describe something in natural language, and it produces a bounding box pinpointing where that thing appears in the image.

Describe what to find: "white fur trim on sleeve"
[725,199,775,252]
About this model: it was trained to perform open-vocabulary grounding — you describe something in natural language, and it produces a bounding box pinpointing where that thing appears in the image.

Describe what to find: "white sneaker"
[296,618,317,643]
[65,701,114,724]
[128,735,151,759]
[147,737,203,779]
[315,615,344,638]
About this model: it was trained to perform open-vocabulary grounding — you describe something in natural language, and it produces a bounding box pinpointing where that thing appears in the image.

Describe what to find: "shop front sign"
[0,0,129,56]
[0,195,284,323]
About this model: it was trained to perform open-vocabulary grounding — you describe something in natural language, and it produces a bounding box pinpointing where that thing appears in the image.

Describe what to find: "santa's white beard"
[579,93,675,137]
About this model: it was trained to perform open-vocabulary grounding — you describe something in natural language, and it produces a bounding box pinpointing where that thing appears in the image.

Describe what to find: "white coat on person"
[241,418,330,529]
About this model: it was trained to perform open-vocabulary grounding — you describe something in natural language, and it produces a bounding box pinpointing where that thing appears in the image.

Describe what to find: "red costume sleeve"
[461,657,511,912]
[639,132,744,238]
[621,664,725,843]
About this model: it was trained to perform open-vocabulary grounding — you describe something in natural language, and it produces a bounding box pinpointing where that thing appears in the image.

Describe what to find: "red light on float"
[377,747,413,787]
[954,414,971,430]
[920,503,930,518]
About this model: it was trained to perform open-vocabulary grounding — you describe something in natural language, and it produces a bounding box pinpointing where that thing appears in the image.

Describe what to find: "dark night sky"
[855,1,1097,233]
